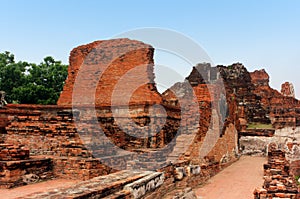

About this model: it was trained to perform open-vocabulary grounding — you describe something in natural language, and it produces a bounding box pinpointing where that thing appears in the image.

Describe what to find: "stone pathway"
[196,156,266,199]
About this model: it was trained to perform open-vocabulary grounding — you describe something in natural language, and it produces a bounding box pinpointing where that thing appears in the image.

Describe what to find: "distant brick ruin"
[281,82,295,98]
[0,39,299,198]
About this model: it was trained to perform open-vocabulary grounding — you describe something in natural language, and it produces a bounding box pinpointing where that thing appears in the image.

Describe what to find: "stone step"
[0,157,54,188]
[19,170,155,199]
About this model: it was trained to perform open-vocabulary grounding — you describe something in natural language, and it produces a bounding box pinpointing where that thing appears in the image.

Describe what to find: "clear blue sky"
[1,0,299,96]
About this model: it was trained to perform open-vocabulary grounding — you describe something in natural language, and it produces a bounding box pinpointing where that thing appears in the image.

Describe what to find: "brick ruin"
[0,38,299,198]
[57,39,162,107]
[240,69,300,160]
[254,143,300,199]
[281,82,295,98]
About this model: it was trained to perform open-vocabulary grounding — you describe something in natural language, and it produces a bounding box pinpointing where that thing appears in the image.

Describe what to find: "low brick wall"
[0,157,54,188]
[17,170,154,199]
[124,172,164,199]
[0,141,54,189]
[51,155,136,180]
[1,104,181,180]
[254,143,300,199]
[17,158,236,199]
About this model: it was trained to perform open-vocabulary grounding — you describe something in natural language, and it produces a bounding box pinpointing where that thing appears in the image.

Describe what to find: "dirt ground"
[196,156,266,199]
[0,179,80,199]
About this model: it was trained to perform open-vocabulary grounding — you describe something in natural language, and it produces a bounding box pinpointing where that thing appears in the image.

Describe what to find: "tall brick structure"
[1,39,300,198]
[57,38,162,106]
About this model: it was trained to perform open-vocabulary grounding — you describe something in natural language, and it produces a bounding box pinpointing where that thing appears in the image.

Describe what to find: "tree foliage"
[0,51,68,104]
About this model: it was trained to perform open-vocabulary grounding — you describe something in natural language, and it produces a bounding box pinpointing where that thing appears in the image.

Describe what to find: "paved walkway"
[196,156,266,199]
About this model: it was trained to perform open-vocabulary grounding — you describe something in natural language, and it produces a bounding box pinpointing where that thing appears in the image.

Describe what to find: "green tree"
[25,56,68,104]
[0,51,29,103]
[0,51,68,104]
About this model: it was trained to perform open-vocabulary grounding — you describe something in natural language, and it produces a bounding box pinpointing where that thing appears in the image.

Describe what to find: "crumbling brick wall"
[162,63,239,165]
[57,38,162,107]
[254,143,300,199]
[236,68,300,156]
[220,64,271,125]
[0,39,268,190]
[4,105,88,157]
[250,69,300,129]
[0,37,184,179]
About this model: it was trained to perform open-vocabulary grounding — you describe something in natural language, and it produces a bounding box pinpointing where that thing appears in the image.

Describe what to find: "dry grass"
[247,123,274,129]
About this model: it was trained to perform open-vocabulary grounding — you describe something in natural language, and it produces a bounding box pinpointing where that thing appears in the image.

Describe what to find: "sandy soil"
[0,179,80,199]
[196,156,266,199]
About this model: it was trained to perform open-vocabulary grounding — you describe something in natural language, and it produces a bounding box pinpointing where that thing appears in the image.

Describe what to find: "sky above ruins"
[0,0,299,97]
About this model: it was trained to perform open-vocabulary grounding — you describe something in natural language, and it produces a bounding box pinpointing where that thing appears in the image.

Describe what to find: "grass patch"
[247,123,274,130]
[295,176,300,185]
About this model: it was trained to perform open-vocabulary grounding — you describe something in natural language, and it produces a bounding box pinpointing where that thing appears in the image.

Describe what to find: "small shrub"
[295,176,300,185]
